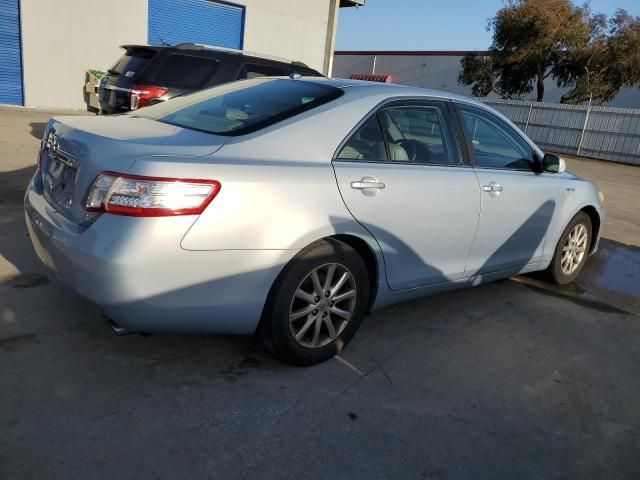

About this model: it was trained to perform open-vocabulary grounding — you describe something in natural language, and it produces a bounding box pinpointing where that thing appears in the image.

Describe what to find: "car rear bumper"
[98,85,131,114]
[24,180,290,334]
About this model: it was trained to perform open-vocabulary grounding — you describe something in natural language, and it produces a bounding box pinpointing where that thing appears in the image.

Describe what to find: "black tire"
[547,212,592,285]
[258,238,370,366]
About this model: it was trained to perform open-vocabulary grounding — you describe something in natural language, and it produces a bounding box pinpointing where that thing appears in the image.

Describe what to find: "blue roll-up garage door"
[148,0,244,49]
[0,0,24,105]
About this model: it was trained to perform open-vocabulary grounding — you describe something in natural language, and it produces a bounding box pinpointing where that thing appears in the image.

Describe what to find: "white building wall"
[20,0,148,109]
[241,0,332,74]
[19,0,338,110]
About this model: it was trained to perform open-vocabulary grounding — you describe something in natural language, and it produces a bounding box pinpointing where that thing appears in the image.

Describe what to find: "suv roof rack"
[174,43,309,67]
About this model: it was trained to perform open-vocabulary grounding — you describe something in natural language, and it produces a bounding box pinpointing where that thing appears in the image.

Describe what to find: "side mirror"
[542,154,566,174]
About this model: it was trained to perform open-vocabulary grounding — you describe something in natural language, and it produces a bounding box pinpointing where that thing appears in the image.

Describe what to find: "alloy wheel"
[561,223,588,275]
[288,263,357,348]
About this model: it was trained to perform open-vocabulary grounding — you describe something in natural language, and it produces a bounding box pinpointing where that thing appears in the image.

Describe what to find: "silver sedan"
[25,78,604,365]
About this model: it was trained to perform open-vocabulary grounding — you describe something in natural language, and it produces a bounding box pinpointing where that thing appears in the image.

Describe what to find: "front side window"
[459,105,533,170]
[134,79,343,136]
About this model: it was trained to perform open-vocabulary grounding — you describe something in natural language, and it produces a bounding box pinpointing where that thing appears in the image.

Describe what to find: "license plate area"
[43,151,78,211]
[100,87,116,106]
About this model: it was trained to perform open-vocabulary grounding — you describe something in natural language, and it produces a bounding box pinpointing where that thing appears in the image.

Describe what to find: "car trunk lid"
[40,114,230,225]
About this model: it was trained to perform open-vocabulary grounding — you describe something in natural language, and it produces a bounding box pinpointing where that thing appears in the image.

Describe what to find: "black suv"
[98,43,323,114]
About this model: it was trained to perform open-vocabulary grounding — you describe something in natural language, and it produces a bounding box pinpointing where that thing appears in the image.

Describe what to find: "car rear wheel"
[548,212,592,285]
[258,238,369,366]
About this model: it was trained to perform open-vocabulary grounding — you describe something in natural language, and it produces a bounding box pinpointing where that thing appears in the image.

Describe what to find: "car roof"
[119,44,318,72]
[289,77,544,158]
[294,76,484,106]
[288,77,541,151]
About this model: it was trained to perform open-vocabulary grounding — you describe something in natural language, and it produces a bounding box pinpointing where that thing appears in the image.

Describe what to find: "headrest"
[360,126,382,142]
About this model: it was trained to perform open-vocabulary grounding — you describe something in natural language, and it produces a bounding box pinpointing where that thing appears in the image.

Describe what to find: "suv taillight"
[85,172,221,217]
[130,85,168,110]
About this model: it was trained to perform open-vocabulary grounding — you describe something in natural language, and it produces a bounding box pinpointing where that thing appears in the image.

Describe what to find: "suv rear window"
[134,79,343,136]
[108,48,156,77]
[138,53,220,88]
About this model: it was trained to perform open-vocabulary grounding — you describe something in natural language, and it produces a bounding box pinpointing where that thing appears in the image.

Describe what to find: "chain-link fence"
[481,98,640,165]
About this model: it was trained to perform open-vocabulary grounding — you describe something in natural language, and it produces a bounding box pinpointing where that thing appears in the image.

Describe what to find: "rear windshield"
[134,79,343,136]
[137,53,220,88]
[108,48,156,77]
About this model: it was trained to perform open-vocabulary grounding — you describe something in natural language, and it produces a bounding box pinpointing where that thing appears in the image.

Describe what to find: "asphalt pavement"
[1,106,639,480]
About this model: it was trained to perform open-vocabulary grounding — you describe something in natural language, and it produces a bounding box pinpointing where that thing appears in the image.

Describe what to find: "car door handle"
[351,177,386,190]
[482,184,503,192]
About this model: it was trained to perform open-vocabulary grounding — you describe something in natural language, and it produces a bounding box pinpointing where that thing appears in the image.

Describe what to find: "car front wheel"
[548,212,592,285]
[258,238,369,366]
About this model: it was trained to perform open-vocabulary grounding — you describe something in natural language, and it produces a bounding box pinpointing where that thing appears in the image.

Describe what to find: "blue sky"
[336,0,640,51]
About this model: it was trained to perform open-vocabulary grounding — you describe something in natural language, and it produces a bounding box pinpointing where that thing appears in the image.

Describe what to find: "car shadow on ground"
[0,165,36,205]
[0,166,45,286]
[518,238,640,315]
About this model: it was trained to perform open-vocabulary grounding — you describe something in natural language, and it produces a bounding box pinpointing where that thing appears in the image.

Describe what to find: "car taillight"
[85,172,221,217]
[130,84,168,110]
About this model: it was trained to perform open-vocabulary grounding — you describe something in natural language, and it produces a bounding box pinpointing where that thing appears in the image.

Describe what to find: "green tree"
[558,10,640,104]
[459,0,594,102]
[458,54,500,98]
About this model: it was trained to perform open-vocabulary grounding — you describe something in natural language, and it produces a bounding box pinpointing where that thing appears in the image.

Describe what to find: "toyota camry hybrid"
[25,77,604,365]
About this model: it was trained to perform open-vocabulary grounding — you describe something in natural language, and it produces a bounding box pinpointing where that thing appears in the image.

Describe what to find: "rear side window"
[378,105,461,164]
[108,48,156,77]
[135,79,343,136]
[337,102,462,165]
[138,53,220,88]
[336,116,387,161]
[238,63,288,79]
